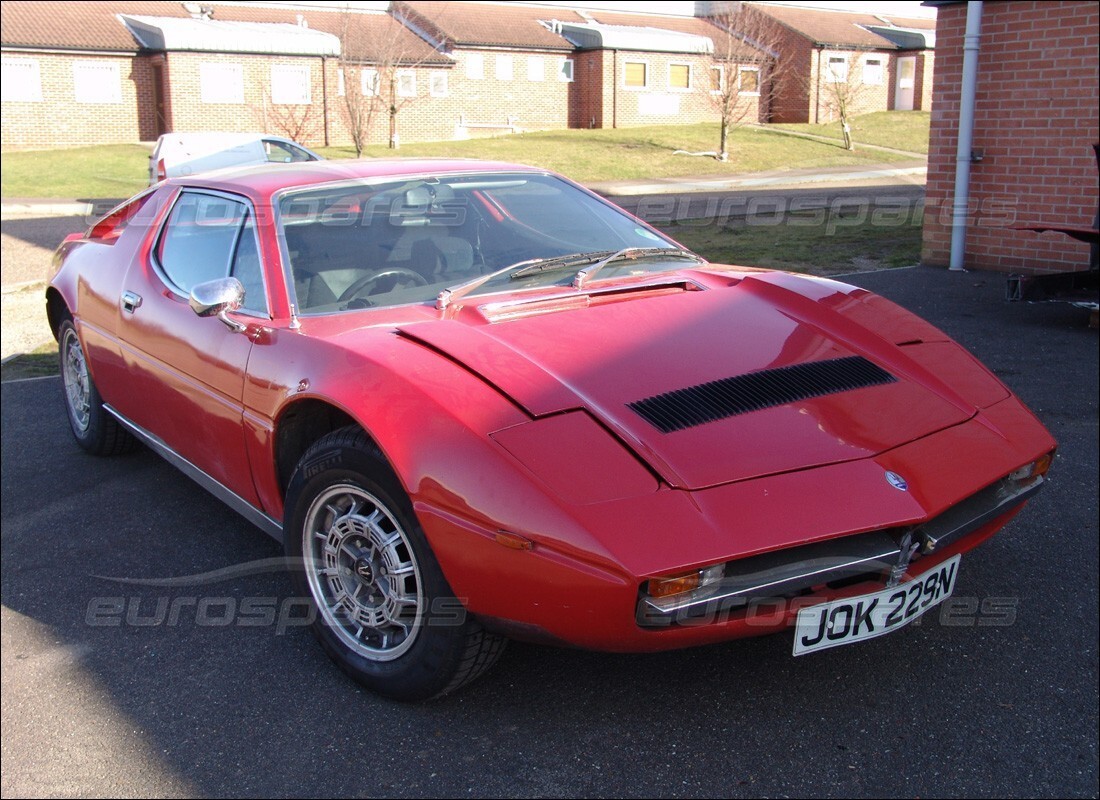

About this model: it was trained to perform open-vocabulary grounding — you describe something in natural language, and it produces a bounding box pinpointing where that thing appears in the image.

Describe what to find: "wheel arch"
[45,286,70,340]
[273,397,377,498]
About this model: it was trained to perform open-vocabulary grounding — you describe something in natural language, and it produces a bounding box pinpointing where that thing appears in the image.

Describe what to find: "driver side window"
[156,192,268,315]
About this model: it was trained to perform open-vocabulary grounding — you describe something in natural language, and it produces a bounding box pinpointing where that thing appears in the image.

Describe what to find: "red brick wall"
[922,1,1100,273]
[1,50,152,147]
[916,51,934,111]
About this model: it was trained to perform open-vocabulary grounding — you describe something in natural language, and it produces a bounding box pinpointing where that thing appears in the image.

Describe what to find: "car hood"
[396,271,981,490]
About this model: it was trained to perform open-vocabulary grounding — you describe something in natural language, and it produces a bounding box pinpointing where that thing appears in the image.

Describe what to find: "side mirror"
[190,277,246,333]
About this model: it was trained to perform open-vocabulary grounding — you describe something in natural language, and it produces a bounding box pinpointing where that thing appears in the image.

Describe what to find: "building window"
[73,61,122,104]
[710,65,724,93]
[825,55,848,84]
[495,55,513,81]
[862,57,883,85]
[669,63,691,91]
[396,70,416,97]
[559,59,574,83]
[200,63,244,104]
[1,58,42,101]
[430,71,448,97]
[738,66,760,95]
[527,56,545,82]
[466,53,484,80]
[336,67,345,96]
[362,68,380,96]
[271,64,311,104]
[624,61,647,89]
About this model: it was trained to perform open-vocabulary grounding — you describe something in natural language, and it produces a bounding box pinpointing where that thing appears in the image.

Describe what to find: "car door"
[113,189,270,506]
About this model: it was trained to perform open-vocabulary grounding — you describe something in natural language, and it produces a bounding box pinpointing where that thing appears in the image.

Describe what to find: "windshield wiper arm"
[508,251,617,279]
[437,251,614,310]
[572,247,701,290]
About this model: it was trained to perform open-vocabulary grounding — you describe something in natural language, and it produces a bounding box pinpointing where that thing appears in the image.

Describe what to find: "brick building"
[1,0,777,149]
[921,0,1099,274]
[743,3,935,124]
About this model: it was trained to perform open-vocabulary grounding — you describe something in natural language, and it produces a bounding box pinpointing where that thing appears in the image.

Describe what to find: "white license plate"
[793,554,961,656]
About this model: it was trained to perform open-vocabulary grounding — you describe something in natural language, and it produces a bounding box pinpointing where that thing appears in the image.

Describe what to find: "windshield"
[277,173,693,314]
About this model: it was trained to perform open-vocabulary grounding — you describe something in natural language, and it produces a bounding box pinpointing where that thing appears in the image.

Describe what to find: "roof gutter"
[949,0,983,271]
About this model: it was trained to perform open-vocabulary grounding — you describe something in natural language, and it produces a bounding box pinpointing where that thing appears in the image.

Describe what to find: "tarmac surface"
[2,266,1096,798]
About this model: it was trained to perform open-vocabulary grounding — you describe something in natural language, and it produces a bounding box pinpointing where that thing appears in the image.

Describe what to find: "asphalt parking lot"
[1,267,1097,798]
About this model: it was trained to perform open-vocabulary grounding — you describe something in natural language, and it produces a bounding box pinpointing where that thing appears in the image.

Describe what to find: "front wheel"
[284,427,506,701]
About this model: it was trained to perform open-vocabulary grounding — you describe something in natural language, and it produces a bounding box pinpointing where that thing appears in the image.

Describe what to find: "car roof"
[173,158,553,200]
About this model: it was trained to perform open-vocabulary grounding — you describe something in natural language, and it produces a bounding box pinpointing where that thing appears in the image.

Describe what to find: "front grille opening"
[629,355,897,433]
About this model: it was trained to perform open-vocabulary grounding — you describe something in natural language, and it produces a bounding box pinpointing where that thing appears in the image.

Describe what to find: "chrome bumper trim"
[639,474,1045,624]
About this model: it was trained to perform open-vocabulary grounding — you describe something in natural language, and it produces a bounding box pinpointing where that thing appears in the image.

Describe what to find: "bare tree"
[258,91,322,144]
[705,4,788,162]
[812,50,874,150]
[337,9,443,154]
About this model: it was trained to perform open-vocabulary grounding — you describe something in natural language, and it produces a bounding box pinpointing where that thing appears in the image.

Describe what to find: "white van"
[149,132,324,184]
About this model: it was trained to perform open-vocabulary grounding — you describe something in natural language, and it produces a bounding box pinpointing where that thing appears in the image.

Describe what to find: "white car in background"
[149,132,323,184]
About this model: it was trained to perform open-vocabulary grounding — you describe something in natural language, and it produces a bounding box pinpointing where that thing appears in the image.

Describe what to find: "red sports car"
[47,159,1056,700]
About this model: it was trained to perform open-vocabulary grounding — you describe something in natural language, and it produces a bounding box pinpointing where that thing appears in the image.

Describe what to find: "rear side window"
[88,190,156,244]
[156,192,268,314]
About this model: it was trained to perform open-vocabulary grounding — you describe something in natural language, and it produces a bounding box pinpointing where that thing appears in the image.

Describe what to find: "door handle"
[122,291,143,313]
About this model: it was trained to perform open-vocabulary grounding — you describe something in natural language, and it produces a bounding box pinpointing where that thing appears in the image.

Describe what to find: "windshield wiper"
[437,251,612,309]
[435,247,701,310]
[571,247,701,289]
[508,250,618,279]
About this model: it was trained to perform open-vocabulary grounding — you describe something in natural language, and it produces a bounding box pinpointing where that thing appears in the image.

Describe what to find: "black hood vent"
[629,356,896,433]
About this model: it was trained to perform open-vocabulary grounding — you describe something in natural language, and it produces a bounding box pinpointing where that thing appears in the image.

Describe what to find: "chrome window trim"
[152,187,273,320]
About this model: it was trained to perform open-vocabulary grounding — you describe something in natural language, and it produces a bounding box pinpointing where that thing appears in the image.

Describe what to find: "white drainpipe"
[949,1,983,271]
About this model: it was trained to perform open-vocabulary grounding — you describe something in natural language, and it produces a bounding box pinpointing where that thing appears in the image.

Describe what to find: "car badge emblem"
[885,471,909,491]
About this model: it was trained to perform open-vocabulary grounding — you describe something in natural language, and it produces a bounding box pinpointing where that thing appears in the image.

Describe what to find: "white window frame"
[336,67,345,96]
[623,60,648,90]
[271,64,311,104]
[199,62,244,104]
[1,57,43,101]
[362,68,380,97]
[466,53,484,80]
[738,66,761,96]
[396,70,416,98]
[527,56,545,82]
[558,58,574,83]
[429,71,449,97]
[709,65,724,95]
[495,54,513,81]
[668,62,692,92]
[825,55,849,84]
[862,56,884,86]
[73,61,122,104]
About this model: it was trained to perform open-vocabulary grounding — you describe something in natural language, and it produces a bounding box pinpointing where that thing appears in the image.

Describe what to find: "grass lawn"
[1,341,59,382]
[2,117,926,198]
[316,123,917,183]
[769,111,931,154]
[0,144,151,199]
[657,210,923,275]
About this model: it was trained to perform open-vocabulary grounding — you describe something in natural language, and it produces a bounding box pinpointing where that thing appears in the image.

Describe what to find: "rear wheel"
[58,318,137,456]
[284,427,506,701]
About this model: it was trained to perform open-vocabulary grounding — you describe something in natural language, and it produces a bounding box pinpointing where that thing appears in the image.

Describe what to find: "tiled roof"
[750,3,935,49]
[396,2,765,58]
[395,1,579,51]
[0,1,452,63]
[1,1,181,52]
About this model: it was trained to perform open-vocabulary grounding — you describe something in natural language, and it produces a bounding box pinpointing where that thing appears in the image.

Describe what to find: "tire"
[284,426,506,701]
[58,318,138,456]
